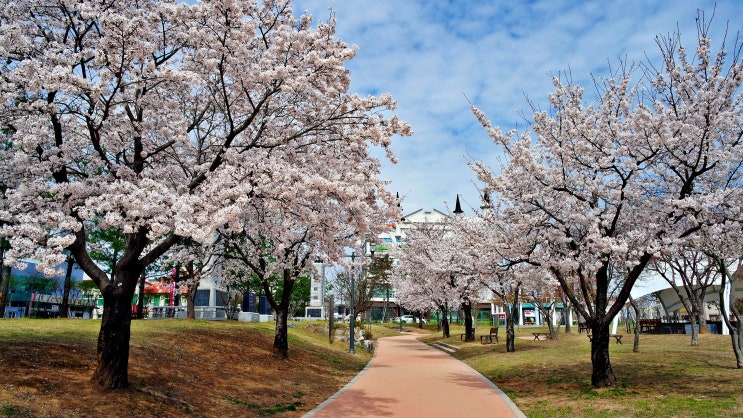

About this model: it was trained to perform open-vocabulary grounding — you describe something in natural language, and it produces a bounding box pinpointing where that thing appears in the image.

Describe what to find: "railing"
[147,306,232,320]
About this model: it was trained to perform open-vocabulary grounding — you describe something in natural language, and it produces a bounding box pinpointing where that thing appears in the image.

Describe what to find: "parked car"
[398,314,426,324]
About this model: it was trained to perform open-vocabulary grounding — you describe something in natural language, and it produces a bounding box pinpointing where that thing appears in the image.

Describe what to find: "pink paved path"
[304,334,525,418]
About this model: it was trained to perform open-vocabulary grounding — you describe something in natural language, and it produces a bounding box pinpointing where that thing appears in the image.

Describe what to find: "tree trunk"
[91,278,138,389]
[629,296,641,353]
[733,325,743,369]
[506,308,516,352]
[186,281,198,319]
[0,244,9,318]
[689,315,699,346]
[716,260,743,368]
[440,306,450,338]
[269,269,295,359]
[441,317,450,338]
[506,282,521,352]
[60,254,74,318]
[590,323,617,387]
[274,308,289,358]
[463,302,475,342]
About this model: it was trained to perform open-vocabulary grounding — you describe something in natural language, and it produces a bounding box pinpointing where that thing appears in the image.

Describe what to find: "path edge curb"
[452,350,527,418]
[301,342,379,417]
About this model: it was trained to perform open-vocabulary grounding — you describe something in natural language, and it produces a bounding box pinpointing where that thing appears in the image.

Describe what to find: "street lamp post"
[348,251,356,354]
[347,244,376,354]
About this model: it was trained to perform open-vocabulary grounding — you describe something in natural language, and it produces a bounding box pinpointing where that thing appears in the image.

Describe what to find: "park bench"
[480,327,499,344]
[587,334,624,344]
[532,332,552,340]
[578,322,590,334]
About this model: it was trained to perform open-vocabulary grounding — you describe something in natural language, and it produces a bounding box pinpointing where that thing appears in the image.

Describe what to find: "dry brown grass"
[0,319,372,417]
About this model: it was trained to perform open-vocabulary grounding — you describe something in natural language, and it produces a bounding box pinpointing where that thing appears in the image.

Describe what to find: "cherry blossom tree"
[470,18,743,387]
[394,216,480,339]
[651,249,719,345]
[220,164,399,358]
[459,197,548,351]
[0,0,408,389]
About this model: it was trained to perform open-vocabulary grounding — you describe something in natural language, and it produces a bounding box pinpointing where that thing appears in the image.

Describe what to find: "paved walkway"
[304,334,525,418]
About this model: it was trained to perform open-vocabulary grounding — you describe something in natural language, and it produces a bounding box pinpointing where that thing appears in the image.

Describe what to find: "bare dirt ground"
[0,320,370,417]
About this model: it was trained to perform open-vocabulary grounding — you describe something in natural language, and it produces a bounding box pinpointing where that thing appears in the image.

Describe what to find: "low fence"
[148,306,236,320]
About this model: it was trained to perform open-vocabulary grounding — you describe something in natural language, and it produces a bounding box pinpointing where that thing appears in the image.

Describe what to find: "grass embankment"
[0,319,373,417]
[3,320,741,417]
[420,325,743,418]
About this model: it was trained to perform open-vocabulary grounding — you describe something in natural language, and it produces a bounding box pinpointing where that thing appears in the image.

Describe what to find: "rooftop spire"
[453,194,464,215]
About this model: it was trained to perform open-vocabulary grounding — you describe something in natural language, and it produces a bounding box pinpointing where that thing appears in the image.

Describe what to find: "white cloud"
[297,0,743,214]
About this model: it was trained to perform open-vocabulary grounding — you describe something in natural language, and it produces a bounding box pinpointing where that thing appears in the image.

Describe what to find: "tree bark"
[269,269,295,359]
[439,305,450,338]
[689,315,699,346]
[716,258,743,368]
[629,296,641,353]
[441,316,450,339]
[590,323,617,387]
[274,308,289,358]
[462,301,475,342]
[506,305,516,353]
[186,281,198,319]
[91,277,138,389]
[0,244,9,318]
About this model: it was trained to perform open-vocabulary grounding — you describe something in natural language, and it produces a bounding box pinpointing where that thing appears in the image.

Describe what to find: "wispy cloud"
[297,0,743,214]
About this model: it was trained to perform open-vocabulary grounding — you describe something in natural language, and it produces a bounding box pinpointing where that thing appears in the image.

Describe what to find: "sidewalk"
[304,334,525,418]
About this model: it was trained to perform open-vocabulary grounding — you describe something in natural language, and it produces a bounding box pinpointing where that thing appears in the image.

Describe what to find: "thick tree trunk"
[463,302,475,342]
[733,327,743,369]
[590,324,617,387]
[274,308,289,358]
[439,306,450,338]
[91,280,137,389]
[689,315,699,346]
[506,311,516,352]
[271,269,295,359]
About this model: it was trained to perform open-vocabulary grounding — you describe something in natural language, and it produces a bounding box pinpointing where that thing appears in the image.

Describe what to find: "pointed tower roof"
[453,195,464,215]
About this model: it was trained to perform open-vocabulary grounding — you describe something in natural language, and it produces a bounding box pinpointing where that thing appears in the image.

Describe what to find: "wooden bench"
[587,334,624,344]
[578,322,591,334]
[480,327,499,344]
[532,332,551,340]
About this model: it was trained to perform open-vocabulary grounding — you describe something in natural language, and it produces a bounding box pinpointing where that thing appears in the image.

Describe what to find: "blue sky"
[295,1,743,215]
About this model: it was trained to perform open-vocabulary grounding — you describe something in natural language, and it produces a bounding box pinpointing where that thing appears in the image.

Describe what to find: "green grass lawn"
[420,324,743,418]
